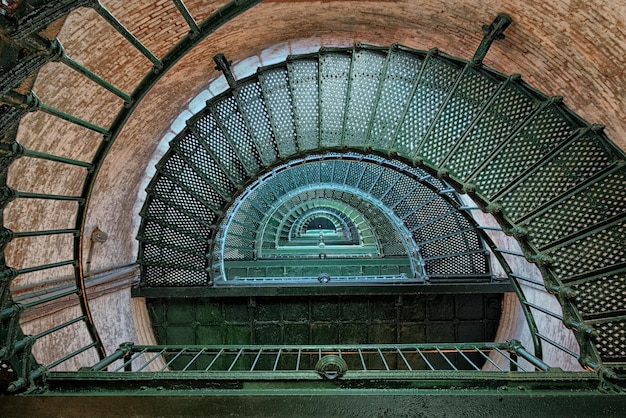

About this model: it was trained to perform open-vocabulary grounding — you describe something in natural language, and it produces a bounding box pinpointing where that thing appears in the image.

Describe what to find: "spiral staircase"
[1,1,626,416]
[136,42,626,373]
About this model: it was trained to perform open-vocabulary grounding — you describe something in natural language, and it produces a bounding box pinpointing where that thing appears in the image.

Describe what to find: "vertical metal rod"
[137,348,168,372]
[113,348,148,372]
[272,349,282,372]
[493,347,527,372]
[456,348,480,371]
[510,352,519,372]
[228,348,244,372]
[475,347,505,372]
[436,347,457,370]
[250,348,263,371]
[296,349,301,371]
[397,348,413,371]
[358,348,367,371]
[172,0,200,34]
[160,349,187,372]
[416,348,435,370]
[377,348,390,371]
[181,348,205,371]
[91,1,162,69]
[204,349,224,371]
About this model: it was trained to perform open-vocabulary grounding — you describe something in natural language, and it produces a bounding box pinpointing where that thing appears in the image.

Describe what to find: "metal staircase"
[137,44,626,375]
[0,3,625,410]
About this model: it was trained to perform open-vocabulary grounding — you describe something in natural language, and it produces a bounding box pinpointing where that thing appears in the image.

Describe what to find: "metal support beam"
[90,1,163,71]
[472,13,512,64]
[1,91,110,136]
[214,54,237,89]
[172,0,200,36]
[132,282,512,298]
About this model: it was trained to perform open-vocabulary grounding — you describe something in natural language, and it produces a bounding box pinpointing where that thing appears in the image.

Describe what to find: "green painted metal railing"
[86,340,549,376]
[0,0,263,393]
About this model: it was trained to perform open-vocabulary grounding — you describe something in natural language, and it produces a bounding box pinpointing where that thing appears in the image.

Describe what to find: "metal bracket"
[472,13,512,64]
[214,53,237,89]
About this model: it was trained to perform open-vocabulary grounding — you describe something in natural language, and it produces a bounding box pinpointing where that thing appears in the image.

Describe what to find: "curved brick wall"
[5,0,625,369]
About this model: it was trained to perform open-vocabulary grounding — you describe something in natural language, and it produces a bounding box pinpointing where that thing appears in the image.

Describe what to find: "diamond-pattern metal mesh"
[217,156,489,281]
[236,81,278,166]
[213,96,262,175]
[320,52,352,148]
[594,321,626,361]
[138,44,626,365]
[258,67,297,157]
[499,131,615,222]
[343,48,386,147]
[420,68,499,166]
[522,167,626,248]
[571,273,626,318]
[394,56,461,157]
[547,221,626,282]
[447,80,539,181]
[370,49,423,149]
[288,59,319,152]
[475,105,578,199]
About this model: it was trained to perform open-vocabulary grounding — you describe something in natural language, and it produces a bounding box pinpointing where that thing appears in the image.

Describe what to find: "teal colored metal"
[86,341,542,374]
[90,1,162,70]
[1,287,80,320]
[55,43,132,104]
[172,0,200,36]
[0,90,110,135]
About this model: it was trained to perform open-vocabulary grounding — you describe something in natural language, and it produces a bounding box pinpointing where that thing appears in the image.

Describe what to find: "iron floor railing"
[86,340,550,378]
